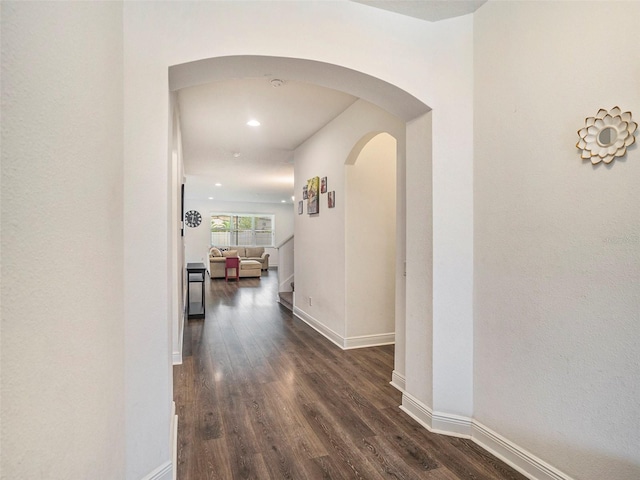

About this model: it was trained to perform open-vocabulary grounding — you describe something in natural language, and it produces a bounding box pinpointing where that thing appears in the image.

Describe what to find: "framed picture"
[328,191,335,208]
[180,183,185,236]
[307,176,320,215]
[321,176,327,194]
[302,185,308,200]
[298,201,303,215]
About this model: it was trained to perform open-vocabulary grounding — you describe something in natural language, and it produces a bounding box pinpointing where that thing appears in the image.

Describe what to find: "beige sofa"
[208,246,270,279]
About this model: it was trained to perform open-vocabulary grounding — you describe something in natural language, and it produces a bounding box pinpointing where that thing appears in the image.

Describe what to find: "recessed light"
[215,183,222,187]
[291,196,295,201]
[247,119,260,127]
[281,200,286,203]
[232,152,241,158]
[270,79,285,88]
[208,197,214,200]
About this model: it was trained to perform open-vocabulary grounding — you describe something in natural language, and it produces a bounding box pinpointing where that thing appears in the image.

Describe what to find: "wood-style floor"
[174,271,527,480]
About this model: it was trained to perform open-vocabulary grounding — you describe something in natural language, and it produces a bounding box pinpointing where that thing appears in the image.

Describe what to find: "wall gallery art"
[307,176,319,215]
[328,191,335,208]
[321,176,327,193]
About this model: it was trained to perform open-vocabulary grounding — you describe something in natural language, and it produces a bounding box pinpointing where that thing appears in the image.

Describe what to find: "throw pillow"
[222,250,238,257]
[210,247,222,257]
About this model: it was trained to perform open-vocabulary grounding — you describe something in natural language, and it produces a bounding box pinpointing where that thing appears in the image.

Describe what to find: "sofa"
[208,246,270,279]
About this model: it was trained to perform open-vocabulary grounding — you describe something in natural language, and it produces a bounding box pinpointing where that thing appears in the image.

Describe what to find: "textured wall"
[1,2,125,478]
[474,1,640,478]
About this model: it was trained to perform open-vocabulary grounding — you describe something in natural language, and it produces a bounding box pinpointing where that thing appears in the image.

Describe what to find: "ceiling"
[180,78,357,204]
[352,0,487,22]
[179,0,486,205]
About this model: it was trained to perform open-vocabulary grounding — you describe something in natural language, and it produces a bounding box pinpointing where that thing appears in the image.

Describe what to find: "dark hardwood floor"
[174,271,527,480]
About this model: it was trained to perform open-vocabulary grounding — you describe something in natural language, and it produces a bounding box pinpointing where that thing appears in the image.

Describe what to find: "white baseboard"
[390,370,406,392]
[140,461,172,480]
[171,401,178,480]
[471,422,572,480]
[400,391,471,438]
[172,310,184,365]
[293,307,344,348]
[399,392,573,480]
[293,307,394,350]
[140,404,177,480]
[344,332,394,349]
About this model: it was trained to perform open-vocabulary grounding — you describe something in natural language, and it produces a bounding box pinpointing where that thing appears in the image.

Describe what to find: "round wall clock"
[185,210,202,227]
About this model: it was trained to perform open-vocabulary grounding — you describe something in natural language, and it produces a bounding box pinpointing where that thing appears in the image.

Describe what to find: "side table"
[225,256,240,281]
[186,262,206,319]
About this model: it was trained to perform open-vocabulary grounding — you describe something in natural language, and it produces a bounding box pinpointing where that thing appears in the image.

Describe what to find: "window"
[210,213,275,247]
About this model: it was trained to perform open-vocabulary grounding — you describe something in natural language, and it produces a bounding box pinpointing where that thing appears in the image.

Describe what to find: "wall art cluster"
[307,176,320,214]
[298,176,335,215]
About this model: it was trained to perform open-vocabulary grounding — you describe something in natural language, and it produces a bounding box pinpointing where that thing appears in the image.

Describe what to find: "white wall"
[1,2,125,478]
[122,2,474,477]
[404,112,435,408]
[170,94,186,364]
[183,194,295,267]
[294,100,405,344]
[5,2,637,478]
[345,133,397,340]
[428,15,475,418]
[474,1,640,479]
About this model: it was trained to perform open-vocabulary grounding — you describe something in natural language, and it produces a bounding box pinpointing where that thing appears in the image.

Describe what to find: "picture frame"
[298,201,303,215]
[321,176,327,194]
[180,183,185,236]
[302,185,308,200]
[328,191,335,208]
[307,176,320,215]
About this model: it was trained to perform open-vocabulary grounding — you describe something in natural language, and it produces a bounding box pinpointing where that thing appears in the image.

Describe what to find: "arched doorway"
[345,132,398,347]
[169,54,433,417]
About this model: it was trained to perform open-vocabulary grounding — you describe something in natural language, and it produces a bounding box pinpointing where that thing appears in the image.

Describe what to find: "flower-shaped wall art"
[577,107,637,165]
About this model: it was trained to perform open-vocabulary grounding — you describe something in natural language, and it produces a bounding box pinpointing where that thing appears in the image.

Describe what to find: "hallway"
[174,272,526,479]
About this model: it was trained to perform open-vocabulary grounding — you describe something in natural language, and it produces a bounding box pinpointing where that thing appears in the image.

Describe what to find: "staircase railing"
[276,235,294,298]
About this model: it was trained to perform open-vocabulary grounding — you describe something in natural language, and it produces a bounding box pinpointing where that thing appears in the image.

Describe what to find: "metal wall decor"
[577,107,637,165]
[185,210,202,227]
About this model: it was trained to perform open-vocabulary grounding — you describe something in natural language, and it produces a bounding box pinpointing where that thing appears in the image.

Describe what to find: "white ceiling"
[351,0,486,22]
[179,78,356,204]
[178,0,486,205]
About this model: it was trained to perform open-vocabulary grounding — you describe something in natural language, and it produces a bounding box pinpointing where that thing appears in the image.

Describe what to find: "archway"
[345,132,397,347]
[168,55,431,392]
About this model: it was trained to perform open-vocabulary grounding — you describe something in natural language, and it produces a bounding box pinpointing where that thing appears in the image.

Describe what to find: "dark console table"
[186,263,206,319]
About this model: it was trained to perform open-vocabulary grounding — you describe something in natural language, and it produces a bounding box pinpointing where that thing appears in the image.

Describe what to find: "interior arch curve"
[169,55,430,122]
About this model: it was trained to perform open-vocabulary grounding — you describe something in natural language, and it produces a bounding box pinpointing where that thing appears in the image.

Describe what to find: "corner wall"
[345,133,397,342]
[1,2,125,477]
[474,2,640,478]
[170,94,186,365]
[294,100,404,345]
